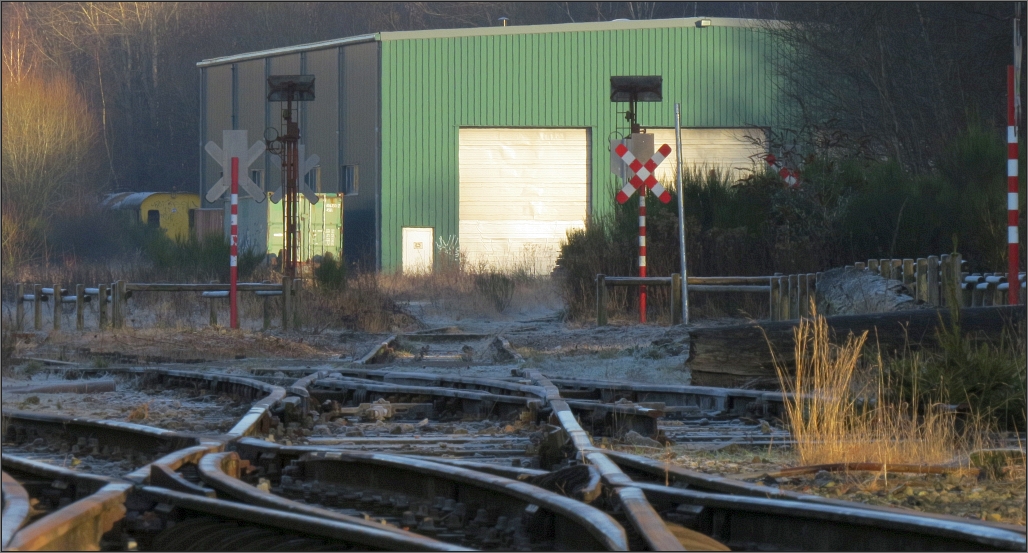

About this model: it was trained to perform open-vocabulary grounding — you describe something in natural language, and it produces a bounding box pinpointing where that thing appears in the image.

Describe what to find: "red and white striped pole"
[1008,66,1021,305]
[230,157,239,328]
[639,191,647,323]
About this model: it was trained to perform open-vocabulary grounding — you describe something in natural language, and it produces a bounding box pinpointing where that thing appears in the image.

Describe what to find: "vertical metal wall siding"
[306,48,339,194]
[339,41,380,268]
[234,59,270,255]
[204,65,232,209]
[379,25,783,269]
[199,67,207,202]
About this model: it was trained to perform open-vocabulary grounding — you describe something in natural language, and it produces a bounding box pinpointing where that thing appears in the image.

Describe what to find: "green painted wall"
[378,24,787,271]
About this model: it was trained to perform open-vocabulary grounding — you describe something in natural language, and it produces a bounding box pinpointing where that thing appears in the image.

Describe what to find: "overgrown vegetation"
[774,309,981,467]
[557,123,1027,321]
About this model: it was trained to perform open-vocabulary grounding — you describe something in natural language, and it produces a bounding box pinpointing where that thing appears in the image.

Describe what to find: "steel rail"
[1,471,31,549]
[1,455,130,552]
[520,370,1028,551]
[633,481,1027,551]
[130,485,462,551]
[230,438,628,550]
[520,369,688,551]
[196,451,473,551]
[328,368,548,399]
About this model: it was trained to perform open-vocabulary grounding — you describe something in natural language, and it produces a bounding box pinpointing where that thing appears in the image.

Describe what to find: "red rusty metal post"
[230,157,239,329]
[638,189,647,322]
[1008,65,1021,304]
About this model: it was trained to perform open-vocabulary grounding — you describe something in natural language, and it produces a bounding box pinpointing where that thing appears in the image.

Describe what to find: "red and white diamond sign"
[614,143,673,204]
[764,153,800,188]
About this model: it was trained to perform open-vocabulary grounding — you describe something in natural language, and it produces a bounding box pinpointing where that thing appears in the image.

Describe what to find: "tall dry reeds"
[774,307,978,467]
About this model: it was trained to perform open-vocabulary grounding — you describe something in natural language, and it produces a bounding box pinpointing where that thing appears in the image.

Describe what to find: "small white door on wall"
[402,227,434,273]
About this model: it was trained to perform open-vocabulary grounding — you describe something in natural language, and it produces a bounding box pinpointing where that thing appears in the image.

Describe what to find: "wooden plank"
[671,273,681,325]
[688,285,770,292]
[788,274,799,320]
[76,284,85,331]
[33,284,42,331]
[902,259,914,288]
[125,283,282,292]
[688,306,1026,387]
[927,256,940,306]
[778,276,790,321]
[98,284,108,329]
[605,277,673,285]
[867,259,879,274]
[16,283,24,331]
[769,277,780,321]
[853,262,865,271]
[282,277,292,331]
[879,259,890,278]
[915,259,928,303]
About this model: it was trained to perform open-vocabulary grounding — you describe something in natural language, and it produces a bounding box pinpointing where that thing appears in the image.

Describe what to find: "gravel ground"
[3,295,1024,529]
[2,374,253,434]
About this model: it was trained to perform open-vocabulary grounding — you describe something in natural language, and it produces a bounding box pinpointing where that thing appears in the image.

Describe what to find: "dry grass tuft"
[774,307,979,467]
[126,402,149,422]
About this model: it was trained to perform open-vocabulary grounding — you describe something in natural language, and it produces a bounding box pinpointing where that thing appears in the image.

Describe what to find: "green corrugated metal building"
[198,17,789,273]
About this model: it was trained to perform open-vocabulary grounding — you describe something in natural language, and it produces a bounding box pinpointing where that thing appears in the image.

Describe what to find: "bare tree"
[1,73,98,268]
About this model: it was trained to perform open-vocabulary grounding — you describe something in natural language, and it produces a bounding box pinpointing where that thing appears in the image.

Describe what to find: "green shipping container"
[267,194,343,262]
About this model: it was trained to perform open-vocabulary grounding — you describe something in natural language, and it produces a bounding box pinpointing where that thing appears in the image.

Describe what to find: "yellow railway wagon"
[102,192,201,241]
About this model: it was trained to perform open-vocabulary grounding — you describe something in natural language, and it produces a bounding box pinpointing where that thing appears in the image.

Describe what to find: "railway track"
[1,361,1025,551]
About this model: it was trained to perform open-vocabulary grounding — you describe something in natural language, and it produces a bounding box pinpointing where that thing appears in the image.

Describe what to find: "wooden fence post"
[867,259,879,275]
[939,255,954,307]
[292,279,302,329]
[769,276,780,321]
[281,277,292,331]
[98,284,108,329]
[122,281,129,327]
[927,256,940,306]
[33,284,42,331]
[778,276,790,321]
[596,275,607,326]
[111,281,120,329]
[854,262,865,271]
[953,254,967,307]
[787,274,798,320]
[263,281,272,331]
[76,284,84,331]
[210,297,219,327]
[16,283,24,331]
[915,259,928,303]
[670,273,681,325]
[902,259,914,289]
[52,284,61,331]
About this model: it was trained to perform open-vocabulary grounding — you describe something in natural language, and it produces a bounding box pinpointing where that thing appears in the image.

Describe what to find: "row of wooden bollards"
[13,282,125,331]
[12,278,301,331]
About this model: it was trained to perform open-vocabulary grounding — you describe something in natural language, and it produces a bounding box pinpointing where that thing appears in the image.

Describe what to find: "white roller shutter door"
[459,128,589,273]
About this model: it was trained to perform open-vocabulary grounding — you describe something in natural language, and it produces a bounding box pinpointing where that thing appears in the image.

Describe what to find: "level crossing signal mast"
[265,75,315,278]
[610,76,668,323]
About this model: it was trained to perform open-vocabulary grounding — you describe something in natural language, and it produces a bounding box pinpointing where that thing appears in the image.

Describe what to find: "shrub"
[474,272,516,313]
[313,252,346,291]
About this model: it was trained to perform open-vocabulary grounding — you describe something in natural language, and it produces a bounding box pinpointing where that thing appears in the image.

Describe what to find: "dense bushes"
[557,125,1026,321]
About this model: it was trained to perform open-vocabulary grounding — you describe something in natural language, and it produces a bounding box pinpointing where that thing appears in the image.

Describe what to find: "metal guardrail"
[12,278,301,332]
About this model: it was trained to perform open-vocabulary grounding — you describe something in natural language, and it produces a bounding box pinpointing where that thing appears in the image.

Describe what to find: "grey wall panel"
[204,64,233,209]
[340,41,379,269]
[305,48,339,194]
[238,58,269,219]
[266,54,301,211]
